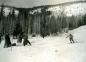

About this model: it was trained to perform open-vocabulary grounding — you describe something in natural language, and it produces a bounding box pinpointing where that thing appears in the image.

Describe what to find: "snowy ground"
[0,25,86,62]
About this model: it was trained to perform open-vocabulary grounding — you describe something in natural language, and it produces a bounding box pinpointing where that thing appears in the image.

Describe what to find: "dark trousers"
[70,38,75,43]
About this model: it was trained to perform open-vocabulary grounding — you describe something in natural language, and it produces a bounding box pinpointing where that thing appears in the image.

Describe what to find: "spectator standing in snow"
[17,34,22,43]
[66,33,75,43]
[4,34,11,48]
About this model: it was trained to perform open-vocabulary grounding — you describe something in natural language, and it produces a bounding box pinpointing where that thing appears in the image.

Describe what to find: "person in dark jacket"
[66,33,75,43]
[17,34,22,43]
[4,34,11,48]
[23,35,31,46]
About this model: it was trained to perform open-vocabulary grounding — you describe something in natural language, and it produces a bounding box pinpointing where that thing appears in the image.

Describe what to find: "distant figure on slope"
[4,34,11,48]
[23,35,31,46]
[13,30,17,39]
[17,34,22,43]
[41,28,45,38]
[66,33,75,43]
[41,33,45,38]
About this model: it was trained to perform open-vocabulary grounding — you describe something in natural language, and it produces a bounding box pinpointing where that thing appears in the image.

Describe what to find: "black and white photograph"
[0,0,86,62]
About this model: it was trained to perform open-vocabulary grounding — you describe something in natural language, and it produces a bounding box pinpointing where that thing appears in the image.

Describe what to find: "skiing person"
[66,33,75,43]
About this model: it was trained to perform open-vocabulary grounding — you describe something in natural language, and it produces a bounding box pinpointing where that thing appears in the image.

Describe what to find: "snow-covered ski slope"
[0,25,86,62]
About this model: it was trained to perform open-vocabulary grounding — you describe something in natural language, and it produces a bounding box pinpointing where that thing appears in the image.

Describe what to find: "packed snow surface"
[0,25,86,62]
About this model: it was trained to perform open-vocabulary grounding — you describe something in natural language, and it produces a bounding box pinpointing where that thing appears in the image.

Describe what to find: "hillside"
[0,25,86,62]
[0,0,84,8]
[1,1,86,17]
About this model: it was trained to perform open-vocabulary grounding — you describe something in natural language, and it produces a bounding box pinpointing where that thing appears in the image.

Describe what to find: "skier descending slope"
[66,33,75,43]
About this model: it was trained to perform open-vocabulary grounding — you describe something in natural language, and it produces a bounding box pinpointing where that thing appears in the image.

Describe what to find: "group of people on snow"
[17,33,31,46]
[0,33,31,48]
[0,31,76,48]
